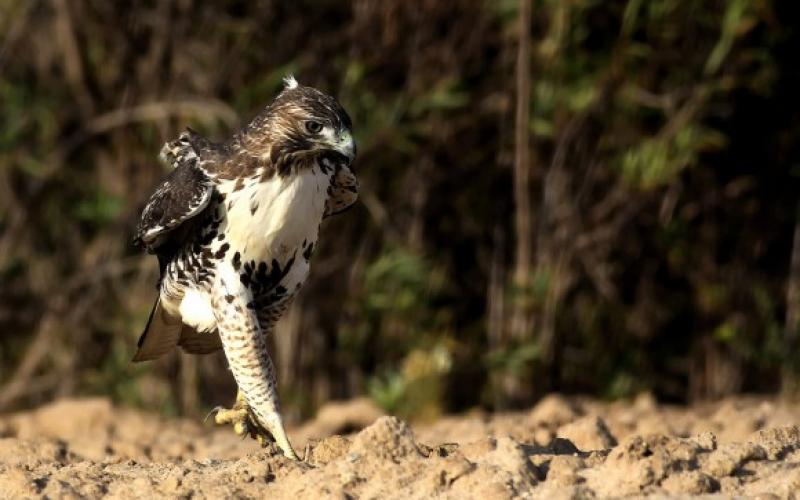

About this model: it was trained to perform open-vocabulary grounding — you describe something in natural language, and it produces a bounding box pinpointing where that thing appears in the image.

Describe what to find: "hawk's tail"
[132,298,183,362]
[158,128,208,168]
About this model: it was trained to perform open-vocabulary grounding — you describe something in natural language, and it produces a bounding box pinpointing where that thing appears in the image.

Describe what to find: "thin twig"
[50,100,240,166]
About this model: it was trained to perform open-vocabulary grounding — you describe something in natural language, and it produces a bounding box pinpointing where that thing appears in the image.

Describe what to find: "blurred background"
[0,0,798,425]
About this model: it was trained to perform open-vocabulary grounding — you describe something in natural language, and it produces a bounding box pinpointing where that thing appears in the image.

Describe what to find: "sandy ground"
[1,395,800,499]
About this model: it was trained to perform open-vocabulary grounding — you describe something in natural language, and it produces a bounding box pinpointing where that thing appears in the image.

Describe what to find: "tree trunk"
[782,207,800,396]
[510,0,533,343]
[502,0,534,405]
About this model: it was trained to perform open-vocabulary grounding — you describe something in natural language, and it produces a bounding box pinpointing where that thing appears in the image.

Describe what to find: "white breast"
[222,166,330,263]
[173,166,329,333]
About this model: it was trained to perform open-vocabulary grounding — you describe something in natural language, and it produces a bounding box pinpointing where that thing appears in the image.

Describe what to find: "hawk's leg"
[211,267,299,460]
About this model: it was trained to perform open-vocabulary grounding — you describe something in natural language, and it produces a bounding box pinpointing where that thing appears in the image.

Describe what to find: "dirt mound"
[1,395,800,498]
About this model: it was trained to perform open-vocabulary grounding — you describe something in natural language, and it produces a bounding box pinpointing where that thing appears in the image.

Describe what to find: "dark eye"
[305,121,323,134]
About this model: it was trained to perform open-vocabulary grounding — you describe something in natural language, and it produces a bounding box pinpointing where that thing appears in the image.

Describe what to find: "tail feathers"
[132,298,183,362]
[178,325,223,355]
[159,128,210,168]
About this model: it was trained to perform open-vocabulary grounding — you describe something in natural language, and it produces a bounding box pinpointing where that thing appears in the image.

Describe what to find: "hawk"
[132,76,358,460]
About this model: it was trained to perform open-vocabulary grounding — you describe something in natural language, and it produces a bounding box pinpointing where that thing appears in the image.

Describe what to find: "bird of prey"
[132,76,358,460]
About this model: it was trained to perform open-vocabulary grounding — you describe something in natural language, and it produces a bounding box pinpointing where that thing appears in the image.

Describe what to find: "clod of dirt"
[544,455,586,486]
[0,438,73,467]
[349,415,422,462]
[303,434,351,465]
[749,426,800,460]
[529,393,582,427]
[470,436,539,486]
[556,415,617,451]
[660,470,718,495]
[583,433,707,496]
[709,399,771,443]
[294,397,385,444]
[3,398,114,441]
[703,441,766,478]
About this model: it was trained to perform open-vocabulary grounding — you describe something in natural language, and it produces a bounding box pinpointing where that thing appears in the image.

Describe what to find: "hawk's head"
[244,76,355,172]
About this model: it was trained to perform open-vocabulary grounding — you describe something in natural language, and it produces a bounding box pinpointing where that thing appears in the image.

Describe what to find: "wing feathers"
[132,298,183,362]
[135,159,213,250]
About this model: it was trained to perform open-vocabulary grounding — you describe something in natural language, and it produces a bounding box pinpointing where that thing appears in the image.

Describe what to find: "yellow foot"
[209,392,300,461]
[211,397,274,448]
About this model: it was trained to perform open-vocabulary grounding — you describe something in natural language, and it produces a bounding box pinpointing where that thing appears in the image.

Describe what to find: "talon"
[204,406,224,423]
[256,433,271,447]
[233,420,248,436]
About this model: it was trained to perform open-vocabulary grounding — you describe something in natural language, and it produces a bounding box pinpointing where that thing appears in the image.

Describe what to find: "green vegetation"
[0,0,798,420]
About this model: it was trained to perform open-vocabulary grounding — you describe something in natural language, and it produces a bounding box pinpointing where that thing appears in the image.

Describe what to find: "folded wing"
[133,133,221,362]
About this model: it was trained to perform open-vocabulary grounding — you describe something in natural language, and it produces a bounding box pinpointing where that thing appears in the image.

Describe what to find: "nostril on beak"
[337,132,355,161]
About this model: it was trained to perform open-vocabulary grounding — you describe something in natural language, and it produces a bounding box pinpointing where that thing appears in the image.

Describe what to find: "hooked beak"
[334,130,356,162]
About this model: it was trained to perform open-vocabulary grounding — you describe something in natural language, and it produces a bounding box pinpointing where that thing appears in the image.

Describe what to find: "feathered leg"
[211,267,298,460]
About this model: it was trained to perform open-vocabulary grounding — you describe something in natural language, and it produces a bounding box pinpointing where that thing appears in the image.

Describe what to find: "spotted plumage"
[132,77,357,460]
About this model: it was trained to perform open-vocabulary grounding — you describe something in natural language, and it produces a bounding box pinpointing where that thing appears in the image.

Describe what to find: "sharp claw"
[204,406,224,423]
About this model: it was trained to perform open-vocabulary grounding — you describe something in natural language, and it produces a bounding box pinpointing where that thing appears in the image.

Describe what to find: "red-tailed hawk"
[132,76,358,460]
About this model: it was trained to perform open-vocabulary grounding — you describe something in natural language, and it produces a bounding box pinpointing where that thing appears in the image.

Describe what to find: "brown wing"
[133,131,219,362]
[133,161,213,251]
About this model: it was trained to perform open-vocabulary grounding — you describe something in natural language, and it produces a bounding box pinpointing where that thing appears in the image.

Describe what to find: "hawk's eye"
[305,120,323,134]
